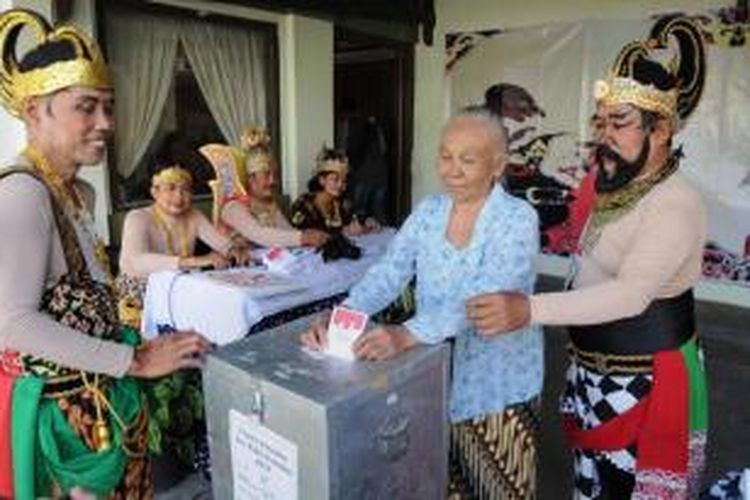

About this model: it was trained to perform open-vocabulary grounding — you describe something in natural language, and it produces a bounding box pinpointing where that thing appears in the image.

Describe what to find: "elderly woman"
[302,106,544,499]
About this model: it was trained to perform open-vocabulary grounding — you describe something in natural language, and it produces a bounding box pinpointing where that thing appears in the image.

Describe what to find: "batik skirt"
[448,398,540,500]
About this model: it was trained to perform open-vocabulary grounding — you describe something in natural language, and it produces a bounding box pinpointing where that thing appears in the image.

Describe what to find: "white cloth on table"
[142,230,394,345]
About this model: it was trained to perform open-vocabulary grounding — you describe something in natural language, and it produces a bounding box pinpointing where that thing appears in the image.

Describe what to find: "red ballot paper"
[326,306,368,360]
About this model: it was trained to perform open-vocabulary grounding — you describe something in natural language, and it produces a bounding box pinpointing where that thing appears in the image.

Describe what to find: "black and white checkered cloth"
[562,361,653,499]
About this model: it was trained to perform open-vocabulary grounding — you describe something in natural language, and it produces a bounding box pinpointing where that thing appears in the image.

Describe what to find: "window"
[112,46,223,206]
[100,1,279,208]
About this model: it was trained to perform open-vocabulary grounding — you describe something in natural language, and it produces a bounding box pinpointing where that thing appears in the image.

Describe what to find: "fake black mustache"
[593,143,624,166]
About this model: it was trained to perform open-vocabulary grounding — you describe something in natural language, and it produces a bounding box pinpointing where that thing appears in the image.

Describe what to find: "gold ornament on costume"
[241,126,271,152]
[241,126,274,175]
[151,165,193,187]
[0,9,112,117]
[593,15,706,127]
[23,145,112,280]
[315,145,349,177]
[200,143,249,225]
[593,76,677,119]
[151,206,190,258]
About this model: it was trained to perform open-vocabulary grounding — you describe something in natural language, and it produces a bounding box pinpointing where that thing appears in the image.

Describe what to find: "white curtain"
[106,11,180,178]
[179,19,268,146]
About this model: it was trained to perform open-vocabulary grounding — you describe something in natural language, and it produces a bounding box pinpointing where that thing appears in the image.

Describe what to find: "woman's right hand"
[300,229,330,248]
[127,330,212,379]
[299,310,332,351]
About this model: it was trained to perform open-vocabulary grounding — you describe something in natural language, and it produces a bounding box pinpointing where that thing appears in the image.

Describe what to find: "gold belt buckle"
[593,352,610,374]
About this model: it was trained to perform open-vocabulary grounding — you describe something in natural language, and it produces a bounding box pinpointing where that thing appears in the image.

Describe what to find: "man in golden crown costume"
[0,9,210,498]
[464,16,709,498]
[200,127,329,249]
[117,164,249,328]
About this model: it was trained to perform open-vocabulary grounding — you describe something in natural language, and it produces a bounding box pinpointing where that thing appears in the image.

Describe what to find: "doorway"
[334,28,414,225]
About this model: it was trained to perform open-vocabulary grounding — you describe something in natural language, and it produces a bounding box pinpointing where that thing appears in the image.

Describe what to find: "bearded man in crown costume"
[0,9,210,498]
[200,127,329,249]
[463,16,709,499]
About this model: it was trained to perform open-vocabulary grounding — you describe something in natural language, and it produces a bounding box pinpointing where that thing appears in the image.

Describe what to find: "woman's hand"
[465,292,530,336]
[299,310,332,351]
[127,330,212,378]
[301,229,330,248]
[364,217,381,233]
[343,219,364,237]
[353,324,417,361]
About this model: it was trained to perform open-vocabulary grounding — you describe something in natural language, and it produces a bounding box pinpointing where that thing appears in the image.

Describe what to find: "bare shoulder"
[188,207,211,223]
[123,205,153,226]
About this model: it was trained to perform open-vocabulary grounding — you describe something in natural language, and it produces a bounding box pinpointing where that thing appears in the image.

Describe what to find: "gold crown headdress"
[594,15,706,128]
[0,9,112,117]
[199,143,248,225]
[315,145,348,176]
[152,166,193,187]
[241,126,274,175]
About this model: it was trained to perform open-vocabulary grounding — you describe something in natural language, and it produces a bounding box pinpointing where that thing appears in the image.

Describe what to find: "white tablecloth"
[142,231,393,345]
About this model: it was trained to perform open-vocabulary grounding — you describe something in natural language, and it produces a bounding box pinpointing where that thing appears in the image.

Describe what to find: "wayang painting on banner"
[446,6,750,287]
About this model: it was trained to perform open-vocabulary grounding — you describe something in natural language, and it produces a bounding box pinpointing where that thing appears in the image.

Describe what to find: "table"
[142,230,394,345]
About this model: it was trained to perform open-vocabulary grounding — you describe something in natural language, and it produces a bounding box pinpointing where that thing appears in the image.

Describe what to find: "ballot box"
[203,314,450,500]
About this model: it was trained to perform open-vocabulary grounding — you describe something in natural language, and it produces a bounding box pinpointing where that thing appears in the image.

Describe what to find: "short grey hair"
[447,105,508,153]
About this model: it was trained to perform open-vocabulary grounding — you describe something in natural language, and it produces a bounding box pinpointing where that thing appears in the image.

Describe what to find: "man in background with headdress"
[200,127,329,249]
[0,8,210,498]
[464,16,709,498]
[240,127,296,229]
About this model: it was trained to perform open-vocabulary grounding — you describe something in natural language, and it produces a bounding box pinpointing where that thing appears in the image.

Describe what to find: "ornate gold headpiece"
[199,143,248,224]
[593,77,677,118]
[241,126,274,175]
[593,15,706,126]
[315,146,348,176]
[152,166,193,187]
[0,9,112,117]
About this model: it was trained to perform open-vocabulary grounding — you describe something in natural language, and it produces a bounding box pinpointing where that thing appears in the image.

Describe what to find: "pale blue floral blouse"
[344,185,544,422]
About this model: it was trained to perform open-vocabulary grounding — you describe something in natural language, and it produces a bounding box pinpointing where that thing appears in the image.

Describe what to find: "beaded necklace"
[22,145,112,281]
[581,153,679,254]
[150,205,190,257]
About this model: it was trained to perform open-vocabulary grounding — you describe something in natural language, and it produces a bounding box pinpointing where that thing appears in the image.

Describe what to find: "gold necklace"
[581,154,679,253]
[151,206,190,257]
[22,145,112,280]
[314,193,342,228]
[23,145,84,209]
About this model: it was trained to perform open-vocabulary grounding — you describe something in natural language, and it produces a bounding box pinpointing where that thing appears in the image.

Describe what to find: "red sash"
[563,349,689,476]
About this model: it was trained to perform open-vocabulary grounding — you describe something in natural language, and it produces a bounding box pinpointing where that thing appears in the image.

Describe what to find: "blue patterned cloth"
[344,185,544,422]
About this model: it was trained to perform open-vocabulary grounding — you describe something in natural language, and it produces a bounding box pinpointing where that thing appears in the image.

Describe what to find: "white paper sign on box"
[229,409,298,500]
